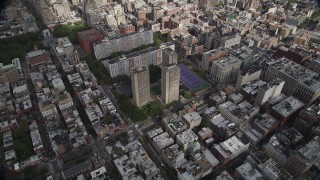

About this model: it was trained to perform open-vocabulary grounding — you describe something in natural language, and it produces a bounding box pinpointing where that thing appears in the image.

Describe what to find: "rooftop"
[297,136,320,161]
[216,171,234,180]
[266,128,303,157]
[57,37,72,48]
[106,42,174,64]
[210,114,236,135]
[176,129,198,145]
[266,58,320,91]
[213,55,242,68]
[77,29,103,41]
[26,49,45,59]
[252,114,280,134]
[183,112,201,123]
[63,160,92,178]
[90,166,107,179]
[214,134,250,159]
[0,58,21,71]
[219,101,258,122]
[152,132,174,149]
[272,96,304,117]
[236,162,263,180]
[146,127,164,139]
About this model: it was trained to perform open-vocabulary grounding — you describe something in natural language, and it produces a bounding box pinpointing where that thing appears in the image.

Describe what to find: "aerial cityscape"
[1,0,320,179]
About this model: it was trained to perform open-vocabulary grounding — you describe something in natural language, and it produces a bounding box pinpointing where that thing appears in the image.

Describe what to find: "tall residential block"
[103,42,175,78]
[161,64,180,105]
[131,66,151,107]
[94,30,153,59]
[162,48,177,66]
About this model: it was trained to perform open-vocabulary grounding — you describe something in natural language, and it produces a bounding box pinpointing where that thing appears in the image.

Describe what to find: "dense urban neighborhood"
[1,0,320,180]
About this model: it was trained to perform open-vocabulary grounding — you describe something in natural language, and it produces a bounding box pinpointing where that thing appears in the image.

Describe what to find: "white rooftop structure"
[176,129,199,150]
[236,162,263,180]
[5,149,16,161]
[152,132,175,152]
[90,166,107,179]
[26,49,45,58]
[146,127,164,139]
[182,112,202,129]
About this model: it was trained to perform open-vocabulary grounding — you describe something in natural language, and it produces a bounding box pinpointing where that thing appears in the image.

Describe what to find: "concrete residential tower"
[162,48,178,66]
[131,66,151,107]
[161,64,180,105]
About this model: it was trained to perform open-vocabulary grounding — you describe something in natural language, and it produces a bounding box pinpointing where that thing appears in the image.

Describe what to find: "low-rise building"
[29,121,44,153]
[270,96,304,123]
[26,50,52,72]
[146,127,164,140]
[3,131,13,148]
[234,162,263,180]
[5,149,16,161]
[182,112,202,129]
[210,114,237,140]
[212,133,250,165]
[218,101,259,127]
[0,58,22,84]
[258,159,292,180]
[162,113,188,138]
[216,171,234,180]
[197,127,213,141]
[85,104,108,138]
[228,93,243,105]
[90,166,108,180]
[263,128,303,167]
[39,101,58,118]
[112,140,161,179]
[151,132,175,153]
[56,92,73,111]
[208,91,227,107]
[176,129,199,151]
[252,114,280,137]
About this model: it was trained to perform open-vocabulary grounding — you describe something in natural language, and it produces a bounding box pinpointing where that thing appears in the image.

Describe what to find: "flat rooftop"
[213,55,241,68]
[272,96,304,117]
[266,58,320,91]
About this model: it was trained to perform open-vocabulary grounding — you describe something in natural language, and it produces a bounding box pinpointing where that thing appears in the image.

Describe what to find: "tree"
[117,96,148,122]
[149,64,161,83]
[113,75,130,83]
[184,91,193,99]
[311,10,320,19]
[13,123,35,161]
[0,32,43,64]
[151,85,161,96]
[145,102,162,117]
[53,21,89,44]
[83,56,113,85]
[297,18,310,29]
[154,32,167,45]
